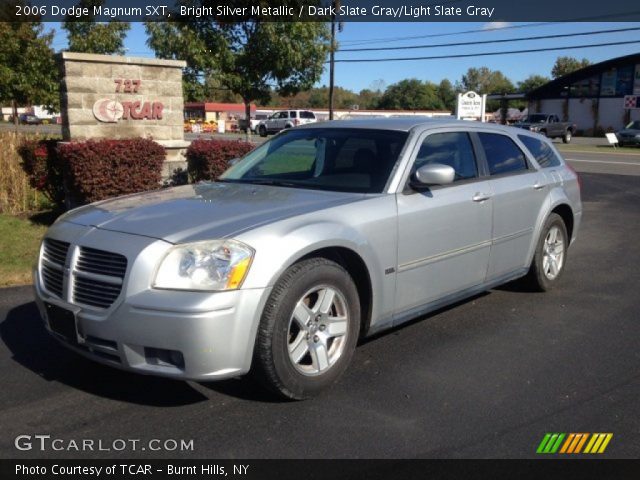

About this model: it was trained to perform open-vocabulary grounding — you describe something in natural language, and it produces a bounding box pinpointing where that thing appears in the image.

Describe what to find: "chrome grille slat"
[41,239,70,298]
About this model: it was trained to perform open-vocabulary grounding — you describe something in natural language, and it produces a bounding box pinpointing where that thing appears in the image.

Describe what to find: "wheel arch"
[295,246,374,338]
[551,203,574,241]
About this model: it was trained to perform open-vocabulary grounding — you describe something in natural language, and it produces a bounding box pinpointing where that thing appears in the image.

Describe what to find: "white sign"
[456,91,485,120]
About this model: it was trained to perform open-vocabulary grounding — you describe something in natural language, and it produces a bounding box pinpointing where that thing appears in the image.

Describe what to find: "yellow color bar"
[588,434,606,453]
[584,434,598,453]
[597,434,613,453]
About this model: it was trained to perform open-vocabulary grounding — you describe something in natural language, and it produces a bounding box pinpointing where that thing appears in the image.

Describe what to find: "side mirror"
[411,163,455,187]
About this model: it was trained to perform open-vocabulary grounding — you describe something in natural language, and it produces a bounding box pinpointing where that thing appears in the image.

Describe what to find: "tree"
[62,0,129,55]
[551,56,590,79]
[146,3,330,139]
[377,79,444,110]
[0,22,58,125]
[518,74,550,94]
[436,79,457,112]
[460,67,515,95]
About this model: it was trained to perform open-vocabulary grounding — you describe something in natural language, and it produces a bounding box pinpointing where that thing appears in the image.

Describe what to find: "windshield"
[523,114,548,123]
[625,121,640,130]
[220,128,409,193]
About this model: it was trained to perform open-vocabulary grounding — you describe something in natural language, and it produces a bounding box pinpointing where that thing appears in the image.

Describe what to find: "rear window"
[518,135,562,168]
[300,111,315,119]
[478,133,528,176]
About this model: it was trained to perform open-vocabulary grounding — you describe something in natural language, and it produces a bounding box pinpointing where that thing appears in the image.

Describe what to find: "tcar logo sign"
[92,99,164,123]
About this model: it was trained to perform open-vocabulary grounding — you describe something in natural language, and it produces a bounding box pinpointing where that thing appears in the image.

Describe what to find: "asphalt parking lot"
[1,159,639,459]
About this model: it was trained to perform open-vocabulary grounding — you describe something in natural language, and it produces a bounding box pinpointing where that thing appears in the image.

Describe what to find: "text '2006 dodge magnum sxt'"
[34,118,581,399]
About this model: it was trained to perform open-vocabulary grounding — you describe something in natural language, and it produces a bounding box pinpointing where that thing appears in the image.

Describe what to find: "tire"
[522,213,569,292]
[258,125,267,137]
[539,130,547,137]
[562,130,572,143]
[252,258,360,400]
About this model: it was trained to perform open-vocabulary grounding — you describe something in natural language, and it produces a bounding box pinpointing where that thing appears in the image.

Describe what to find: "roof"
[185,102,257,112]
[528,53,640,99]
[295,117,515,133]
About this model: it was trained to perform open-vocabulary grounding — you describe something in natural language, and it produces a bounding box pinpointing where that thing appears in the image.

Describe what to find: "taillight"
[566,162,581,192]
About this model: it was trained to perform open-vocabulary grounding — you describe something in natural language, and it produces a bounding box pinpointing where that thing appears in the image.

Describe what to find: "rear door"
[477,132,548,280]
[394,130,493,317]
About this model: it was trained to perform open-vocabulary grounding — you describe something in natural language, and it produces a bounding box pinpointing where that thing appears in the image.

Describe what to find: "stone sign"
[59,52,189,177]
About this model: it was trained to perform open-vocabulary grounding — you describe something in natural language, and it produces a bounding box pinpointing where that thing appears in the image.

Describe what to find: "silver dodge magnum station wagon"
[34,118,581,399]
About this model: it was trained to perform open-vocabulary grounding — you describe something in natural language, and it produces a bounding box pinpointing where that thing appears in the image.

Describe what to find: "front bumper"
[33,224,271,381]
[34,276,270,381]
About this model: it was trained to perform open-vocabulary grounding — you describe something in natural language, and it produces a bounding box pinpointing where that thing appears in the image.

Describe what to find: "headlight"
[153,240,254,291]
[530,126,540,132]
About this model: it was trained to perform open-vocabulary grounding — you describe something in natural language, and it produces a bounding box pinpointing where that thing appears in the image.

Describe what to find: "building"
[184,102,257,122]
[527,53,640,134]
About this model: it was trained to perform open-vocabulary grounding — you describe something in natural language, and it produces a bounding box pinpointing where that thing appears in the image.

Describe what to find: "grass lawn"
[0,212,56,287]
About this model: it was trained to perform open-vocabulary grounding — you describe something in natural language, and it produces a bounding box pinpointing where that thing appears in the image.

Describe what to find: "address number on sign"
[114,79,141,93]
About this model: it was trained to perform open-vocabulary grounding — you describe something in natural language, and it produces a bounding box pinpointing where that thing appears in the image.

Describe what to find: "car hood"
[59,182,365,244]
[617,129,640,136]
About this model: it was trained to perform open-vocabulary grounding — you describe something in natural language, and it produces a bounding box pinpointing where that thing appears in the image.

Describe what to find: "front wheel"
[522,213,569,291]
[258,125,267,137]
[252,258,360,400]
[562,130,572,143]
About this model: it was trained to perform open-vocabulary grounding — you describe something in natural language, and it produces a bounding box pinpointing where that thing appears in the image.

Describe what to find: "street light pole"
[329,7,336,121]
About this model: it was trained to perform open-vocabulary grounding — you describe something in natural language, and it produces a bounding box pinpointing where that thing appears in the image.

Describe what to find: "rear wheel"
[253,258,360,400]
[258,125,267,137]
[522,213,568,291]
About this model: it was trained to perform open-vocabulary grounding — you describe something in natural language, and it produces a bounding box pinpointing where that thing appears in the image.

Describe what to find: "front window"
[625,121,640,130]
[220,128,409,193]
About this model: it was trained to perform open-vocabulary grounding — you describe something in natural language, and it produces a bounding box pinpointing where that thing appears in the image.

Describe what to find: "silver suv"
[257,110,317,137]
[34,118,581,399]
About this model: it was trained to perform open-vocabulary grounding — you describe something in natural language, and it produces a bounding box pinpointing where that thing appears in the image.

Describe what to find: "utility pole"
[329,0,341,121]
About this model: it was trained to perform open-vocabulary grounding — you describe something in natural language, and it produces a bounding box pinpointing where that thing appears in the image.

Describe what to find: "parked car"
[18,114,43,125]
[615,120,640,146]
[257,110,317,137]
[512,114,576,143]
[34,118,581,399]
[239,114,269,133]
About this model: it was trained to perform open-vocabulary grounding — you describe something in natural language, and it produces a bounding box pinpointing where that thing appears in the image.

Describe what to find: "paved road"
[1,172,639,459]
[562,150,640,176]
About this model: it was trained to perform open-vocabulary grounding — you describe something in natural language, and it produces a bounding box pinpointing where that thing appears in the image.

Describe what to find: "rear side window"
[300,111,315,119]
[289,111,297,118]
[414,132,478,181]
[518,135,562,168]
[478,133,528,175]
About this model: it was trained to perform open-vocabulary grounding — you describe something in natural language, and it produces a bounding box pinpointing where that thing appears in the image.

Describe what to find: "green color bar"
[537,433,552,454]
[544,434,560,453]
[550,433,566,453]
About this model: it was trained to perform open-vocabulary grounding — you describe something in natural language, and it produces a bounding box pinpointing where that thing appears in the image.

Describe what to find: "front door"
[395,131,493,318]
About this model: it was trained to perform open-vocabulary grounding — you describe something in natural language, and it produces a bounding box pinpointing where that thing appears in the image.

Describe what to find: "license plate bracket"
[44,303,79,345]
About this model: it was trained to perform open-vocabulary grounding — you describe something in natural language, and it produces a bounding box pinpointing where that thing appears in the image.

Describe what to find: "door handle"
[472,193,491,202]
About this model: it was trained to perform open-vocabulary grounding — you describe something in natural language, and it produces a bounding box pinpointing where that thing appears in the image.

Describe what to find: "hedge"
[58,138,165,204]
[18,138,65,209]
[186,138,254,182]
[20,138,165,207]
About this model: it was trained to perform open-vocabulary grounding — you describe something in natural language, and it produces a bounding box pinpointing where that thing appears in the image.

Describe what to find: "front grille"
[41,239,70,298]
[74,276,123,309]
[72,247,127,309]
[39,239,127,310]
[76,246,127,277]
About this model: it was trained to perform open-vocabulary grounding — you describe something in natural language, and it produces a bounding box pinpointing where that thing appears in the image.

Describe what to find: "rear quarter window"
[300,111,316,119]
[518,135,562,168]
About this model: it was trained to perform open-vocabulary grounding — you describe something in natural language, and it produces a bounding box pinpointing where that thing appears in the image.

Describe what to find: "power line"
[339,22,550,46]
[331,39,640,63]
[338,11,640,46]
[339,26,640,52]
